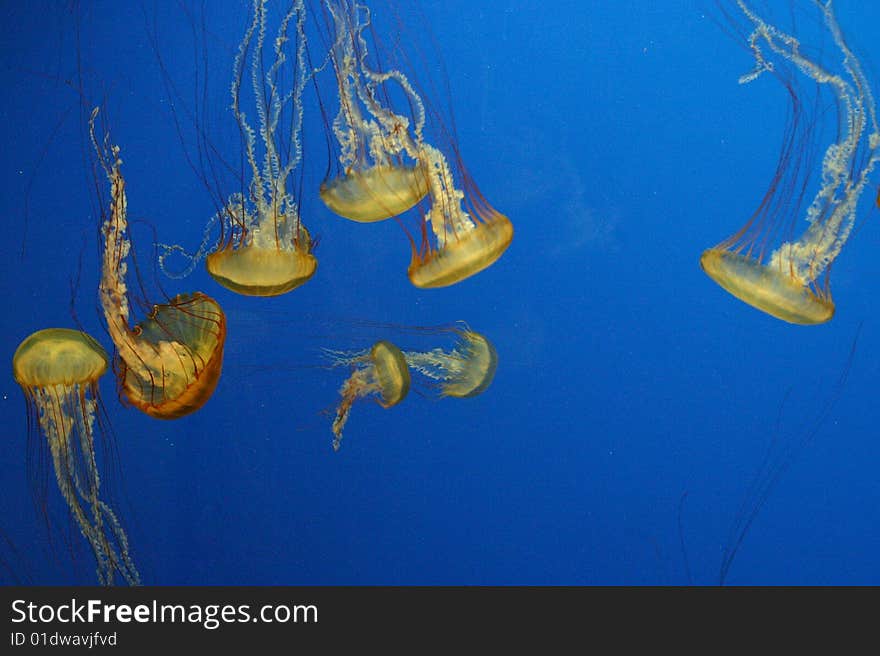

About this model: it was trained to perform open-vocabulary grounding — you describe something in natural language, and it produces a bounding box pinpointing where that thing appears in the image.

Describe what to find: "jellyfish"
[93,109,227,419]
[402,328,498,398]
[700,0,880,324]
[325,340,410,451]
[159,0,316,297]
[12,328,140,585]
[319,0,513,287]
[318,0,430,222]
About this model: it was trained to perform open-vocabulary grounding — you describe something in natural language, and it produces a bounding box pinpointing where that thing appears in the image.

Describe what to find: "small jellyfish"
[12,328,139,586]
[320,0,513,287]
[93,109,226,419]
[403,328,498,398]
[159,0,316,296]
[700,0,880,324]
[325,340,410,451]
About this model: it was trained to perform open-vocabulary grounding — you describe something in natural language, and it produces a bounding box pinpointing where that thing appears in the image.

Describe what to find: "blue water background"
[0,0,879,585]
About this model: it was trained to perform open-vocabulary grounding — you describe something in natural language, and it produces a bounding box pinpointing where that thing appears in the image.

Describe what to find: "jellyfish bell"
[92,108,226,420]
[317,0,512,286]
[320,164,430,223]
[438,330,498,398]
[13,328,108,389]
[326,339,411,451]
[369,340,411,407]
[402,327,498,398]
[700,0,880,324]
[116,292,226,420]
[204,216,317,297]
[700,249,835,325]
[12,328,140,586]
[154,0,316,297]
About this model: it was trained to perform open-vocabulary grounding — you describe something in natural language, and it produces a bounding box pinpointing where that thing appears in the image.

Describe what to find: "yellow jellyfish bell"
[320,0,512,286]
[403,328,498,398]
[93,109,226,419]
[12,328,140,586]
[327,340,411,451]
[701,0,880,324]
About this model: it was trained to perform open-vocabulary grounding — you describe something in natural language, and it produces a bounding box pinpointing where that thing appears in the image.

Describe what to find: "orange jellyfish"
[319,0,513,288]
[325,340,410,451]
[402,328,498,398]
[93,109,226,419]
[12,328,140,585]
[700,0,880,324]
[159,0,315,297]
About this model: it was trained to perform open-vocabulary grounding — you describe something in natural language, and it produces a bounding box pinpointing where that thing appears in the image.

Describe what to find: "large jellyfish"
[700,0,880,324]
[324,340,410,451]
[160,0,316,297]
[12,328,140,585]
[319,0,513,288]
[402,328,498,398]
[93,109,227,419]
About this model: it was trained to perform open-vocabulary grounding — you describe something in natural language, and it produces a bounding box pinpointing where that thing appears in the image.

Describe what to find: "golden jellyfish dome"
[205,230,317,297]
[119,292,226,420]
[320,164,430,223]
[370,340,411,407]
[439,331,498,398]
[402,328,498,398]
[408,211,514,289]
[700,249,835,325]
[13,328,108,388]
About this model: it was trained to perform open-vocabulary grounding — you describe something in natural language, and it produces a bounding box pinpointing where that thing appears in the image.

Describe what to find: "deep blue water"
[0,0,879,585]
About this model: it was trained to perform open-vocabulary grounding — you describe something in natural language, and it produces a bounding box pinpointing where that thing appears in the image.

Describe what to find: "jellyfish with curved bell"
[320,0,513,287]
[700,0,880,324]
[12,328,140,586]
[403,328,498,398]
[325,340,410,451]
[93,109,226,419]
[160,0,316,297]
[319,0,430,222]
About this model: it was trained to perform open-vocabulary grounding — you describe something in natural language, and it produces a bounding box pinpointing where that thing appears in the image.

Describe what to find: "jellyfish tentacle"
[31,381,139,586]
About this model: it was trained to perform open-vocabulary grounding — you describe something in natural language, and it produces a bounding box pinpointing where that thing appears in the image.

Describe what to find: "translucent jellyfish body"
[93,109,226,419]
[326,340,410,451]
[319,0,429,223]
[403,329,498,398]
[160,0,316,297]
[12,328,140,585]
[700,0,880,324]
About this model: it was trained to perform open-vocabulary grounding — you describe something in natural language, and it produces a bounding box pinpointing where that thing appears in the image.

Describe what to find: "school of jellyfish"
[10,0,509,584]
[8,0,880,585]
